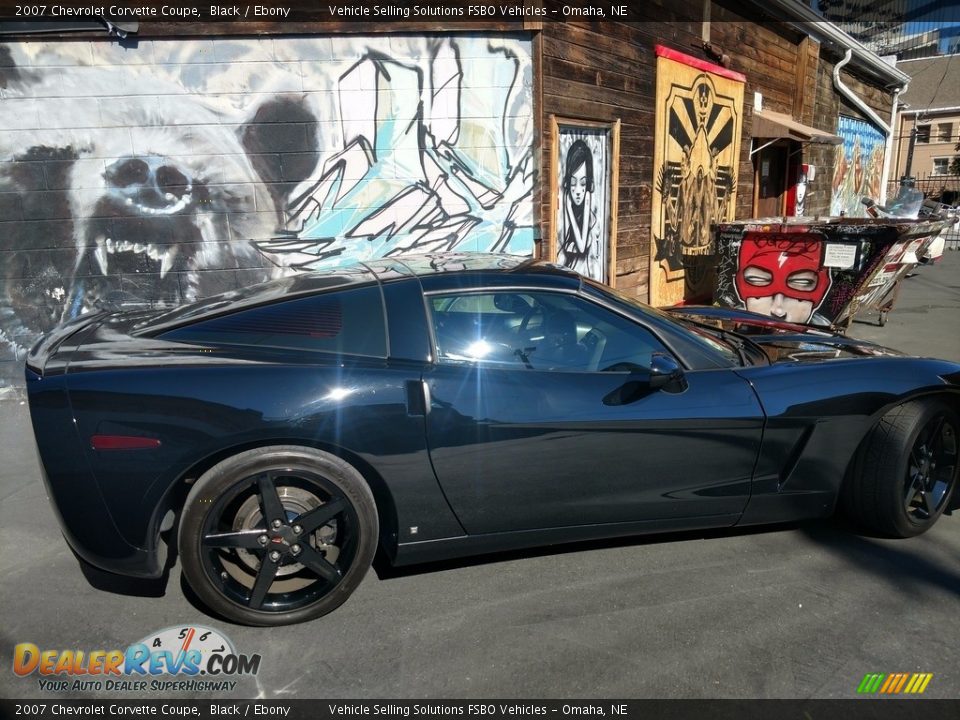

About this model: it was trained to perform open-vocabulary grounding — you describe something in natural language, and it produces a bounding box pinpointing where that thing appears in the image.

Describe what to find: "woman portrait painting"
[557,137,605,282]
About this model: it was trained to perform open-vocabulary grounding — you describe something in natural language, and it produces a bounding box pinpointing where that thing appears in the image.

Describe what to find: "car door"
[423,289,765,534]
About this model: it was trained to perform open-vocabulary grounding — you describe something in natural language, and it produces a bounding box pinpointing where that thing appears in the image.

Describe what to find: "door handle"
[405,380,430,416]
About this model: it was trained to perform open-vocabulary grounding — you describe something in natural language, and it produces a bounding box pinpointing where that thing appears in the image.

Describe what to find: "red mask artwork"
[735,234,831,305]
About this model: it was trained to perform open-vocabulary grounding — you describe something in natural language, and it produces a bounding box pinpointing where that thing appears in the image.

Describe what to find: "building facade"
[0,6,906,388]
[892,54,960,195]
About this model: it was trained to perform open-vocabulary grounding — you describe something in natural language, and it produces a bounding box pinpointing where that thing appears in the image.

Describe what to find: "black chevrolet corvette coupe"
[26,253,960,625]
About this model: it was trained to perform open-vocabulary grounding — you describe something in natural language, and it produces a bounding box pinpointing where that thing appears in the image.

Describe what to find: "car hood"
[664,306,907,363]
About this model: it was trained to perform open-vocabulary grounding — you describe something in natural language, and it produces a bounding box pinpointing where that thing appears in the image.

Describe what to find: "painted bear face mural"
[734,235,831,324]
[0,36,535,389]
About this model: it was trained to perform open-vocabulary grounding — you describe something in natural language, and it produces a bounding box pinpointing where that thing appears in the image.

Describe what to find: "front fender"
[735,357,960,525]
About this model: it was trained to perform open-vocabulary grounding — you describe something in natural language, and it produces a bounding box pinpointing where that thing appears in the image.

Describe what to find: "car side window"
[161,285,387,357]
[428,291,668,372]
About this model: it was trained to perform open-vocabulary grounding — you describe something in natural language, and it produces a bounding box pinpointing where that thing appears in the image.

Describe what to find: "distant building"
[893,54,960,181]
[816,0,960,57]
[883,29,940,60]
[815,0,907,53]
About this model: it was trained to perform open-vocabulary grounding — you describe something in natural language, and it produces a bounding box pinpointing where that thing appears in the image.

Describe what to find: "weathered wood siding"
[539,9,703,298]
[540,10,837,298]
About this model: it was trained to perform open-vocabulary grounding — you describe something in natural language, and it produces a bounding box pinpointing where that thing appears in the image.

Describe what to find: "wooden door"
[754,144,789,217]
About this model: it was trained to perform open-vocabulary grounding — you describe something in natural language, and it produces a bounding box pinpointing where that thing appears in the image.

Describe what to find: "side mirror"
[602,354,687,406]
[648,352,687,393]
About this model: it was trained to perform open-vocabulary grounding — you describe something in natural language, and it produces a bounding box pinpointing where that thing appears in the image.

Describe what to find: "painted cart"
[713,217,952,331]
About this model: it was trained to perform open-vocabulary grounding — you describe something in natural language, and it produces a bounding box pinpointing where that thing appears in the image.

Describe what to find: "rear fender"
[156,437,403,564]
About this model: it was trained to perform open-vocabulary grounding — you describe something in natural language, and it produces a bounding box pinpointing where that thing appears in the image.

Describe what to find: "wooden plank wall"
[539,5,831,297]
[540,8,897,299]
[538,6,703,298]
[704,17,817,220]
[14,12,896,298]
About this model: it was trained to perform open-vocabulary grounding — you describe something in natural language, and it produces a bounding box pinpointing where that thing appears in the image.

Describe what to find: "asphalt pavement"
[1,251,958,701]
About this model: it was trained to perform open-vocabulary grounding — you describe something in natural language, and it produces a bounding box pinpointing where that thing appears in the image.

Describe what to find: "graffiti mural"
[0,35,534,389]
[714,221,945,327]
[830,115,885,218]
[650,45,744,307]
[552,120,618,284]
[732,235,832,324]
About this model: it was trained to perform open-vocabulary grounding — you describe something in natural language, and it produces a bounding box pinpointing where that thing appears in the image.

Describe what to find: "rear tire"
[178,446,378,626]
[844,399,959,537]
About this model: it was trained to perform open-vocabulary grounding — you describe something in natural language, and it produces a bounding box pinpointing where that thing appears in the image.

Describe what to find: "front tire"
[845,399,959,537]
[178,446,378,626]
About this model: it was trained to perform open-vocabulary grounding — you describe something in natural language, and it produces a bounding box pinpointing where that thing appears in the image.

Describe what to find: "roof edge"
[749,0,909,87]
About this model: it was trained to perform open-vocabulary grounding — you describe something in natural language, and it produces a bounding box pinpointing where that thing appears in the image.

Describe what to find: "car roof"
[136,253,578,334]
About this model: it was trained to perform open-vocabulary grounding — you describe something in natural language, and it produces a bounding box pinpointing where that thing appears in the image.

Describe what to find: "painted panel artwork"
[0,36,534,389]
[830,116,886,218]
[650,46,744,307]
[552,120,618,284]
[714,220,945,327]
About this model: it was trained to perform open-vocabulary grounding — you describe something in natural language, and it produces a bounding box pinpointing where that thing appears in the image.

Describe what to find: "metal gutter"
[833,50,891,132]
[901,106,960,114]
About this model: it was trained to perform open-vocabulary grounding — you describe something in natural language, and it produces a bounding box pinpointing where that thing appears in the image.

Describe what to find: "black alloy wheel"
[845,398,959,538]
[903,410,958,524]
[179,446,378,626]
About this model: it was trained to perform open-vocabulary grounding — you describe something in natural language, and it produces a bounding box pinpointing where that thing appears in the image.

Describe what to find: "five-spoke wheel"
[179,447,378,626]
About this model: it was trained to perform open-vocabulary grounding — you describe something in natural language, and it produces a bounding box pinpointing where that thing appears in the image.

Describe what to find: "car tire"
[178,446,378,626]
[844,399,959,537]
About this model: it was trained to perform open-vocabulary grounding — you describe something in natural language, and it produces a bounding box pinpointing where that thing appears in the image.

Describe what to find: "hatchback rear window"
[135,266,376,333]
[160,285,386,357]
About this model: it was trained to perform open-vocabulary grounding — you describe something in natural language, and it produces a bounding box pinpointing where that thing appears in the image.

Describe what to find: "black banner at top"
[0,0,648,24]
[1,0,960,26]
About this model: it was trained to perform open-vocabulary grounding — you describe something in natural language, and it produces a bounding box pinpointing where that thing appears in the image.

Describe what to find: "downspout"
[882,81,908,205]
[833,49,903,205]
[833,49,891,132]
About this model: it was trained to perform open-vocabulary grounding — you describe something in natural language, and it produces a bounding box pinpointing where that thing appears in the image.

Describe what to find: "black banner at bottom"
[2,700,960,720]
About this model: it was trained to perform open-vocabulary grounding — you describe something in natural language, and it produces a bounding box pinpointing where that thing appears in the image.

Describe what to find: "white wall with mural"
[0,34,534,388]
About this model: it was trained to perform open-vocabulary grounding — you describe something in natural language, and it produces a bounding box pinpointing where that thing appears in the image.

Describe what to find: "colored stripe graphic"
[879,674,897,693]
[857,673,932,694]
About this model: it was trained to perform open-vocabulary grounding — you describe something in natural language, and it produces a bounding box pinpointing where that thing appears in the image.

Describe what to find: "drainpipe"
[882,81,908,205]
[833,49,905,206]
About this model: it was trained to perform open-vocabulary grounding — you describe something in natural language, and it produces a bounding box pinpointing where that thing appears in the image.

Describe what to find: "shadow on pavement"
[372,520,802,580]
[799,517,960,597]
[75,553,168,598]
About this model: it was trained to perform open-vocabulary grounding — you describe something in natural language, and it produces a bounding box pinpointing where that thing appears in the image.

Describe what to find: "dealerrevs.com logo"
[13,625,261,693]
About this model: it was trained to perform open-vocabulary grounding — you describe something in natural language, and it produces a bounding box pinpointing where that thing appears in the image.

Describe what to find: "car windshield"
[582,278,744,365]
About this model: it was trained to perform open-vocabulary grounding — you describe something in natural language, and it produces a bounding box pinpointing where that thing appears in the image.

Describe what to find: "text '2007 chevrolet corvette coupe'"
[26,253,960,625]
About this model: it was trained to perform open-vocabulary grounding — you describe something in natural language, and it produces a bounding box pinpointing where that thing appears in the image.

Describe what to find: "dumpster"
[713,216,951,330]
